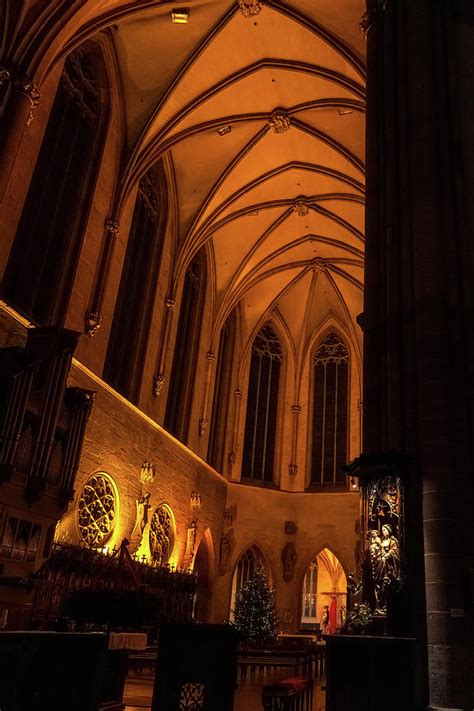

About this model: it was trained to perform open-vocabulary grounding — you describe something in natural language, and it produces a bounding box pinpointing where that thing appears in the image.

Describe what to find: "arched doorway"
[193,530,214,622]
[301,548,346,633]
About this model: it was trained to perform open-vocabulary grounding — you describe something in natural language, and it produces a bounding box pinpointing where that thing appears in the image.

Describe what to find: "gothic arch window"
[207,310,236,471]
[104,163,168,402]
[242,325,282,483]
[149,504,175,566]
[77,472,117,548]
[2,44,109,326]
[230,546,267,619]
[310,332,349,486]
[165,249,207,443]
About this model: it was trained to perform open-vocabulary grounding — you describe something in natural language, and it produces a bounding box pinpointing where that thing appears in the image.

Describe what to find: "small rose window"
[149,505,174,565]
[77,472,116,547]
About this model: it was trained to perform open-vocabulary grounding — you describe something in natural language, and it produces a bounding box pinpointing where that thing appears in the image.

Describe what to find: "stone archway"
[301,547,347,633]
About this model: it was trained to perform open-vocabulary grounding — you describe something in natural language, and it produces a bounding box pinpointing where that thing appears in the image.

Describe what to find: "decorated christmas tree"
[233,566,279,647]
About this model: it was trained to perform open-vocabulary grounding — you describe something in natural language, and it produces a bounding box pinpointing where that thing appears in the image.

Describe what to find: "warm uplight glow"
[171,8,189,23]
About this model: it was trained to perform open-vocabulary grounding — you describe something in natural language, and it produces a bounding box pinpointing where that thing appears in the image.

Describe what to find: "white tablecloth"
[108,632,148,651]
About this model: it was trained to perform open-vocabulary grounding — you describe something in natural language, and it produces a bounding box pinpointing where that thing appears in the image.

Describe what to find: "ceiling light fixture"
[171,8,189,23]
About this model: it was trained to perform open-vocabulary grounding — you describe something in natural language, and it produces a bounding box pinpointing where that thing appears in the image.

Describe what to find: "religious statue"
[218,528,234,576]
[281,542,297,582]
[137,492,151,537]
[367,525,400,612]
[184,520,198,569]
[322,605,330,632]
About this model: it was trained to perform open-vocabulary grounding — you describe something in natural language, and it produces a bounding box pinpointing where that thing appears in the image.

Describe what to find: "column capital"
[206,351,215,362]
[165,297,176,311]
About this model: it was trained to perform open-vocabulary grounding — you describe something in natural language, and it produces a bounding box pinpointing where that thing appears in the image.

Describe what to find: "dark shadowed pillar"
[363,0,474,708]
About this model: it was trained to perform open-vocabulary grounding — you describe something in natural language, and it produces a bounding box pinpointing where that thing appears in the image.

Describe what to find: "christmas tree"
[233,566,279,647]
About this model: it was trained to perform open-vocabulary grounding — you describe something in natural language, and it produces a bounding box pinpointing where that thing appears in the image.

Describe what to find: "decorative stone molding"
[217,125,232,136]
[268,110,290,134]
[140,462,156,485]
[239,0,262,17]
[227,451,237,466]
[84,311,103,338]
[284,521,297,535]
[13,76,40,126]
[288,463,298,476]
[290,404,302,413]
[190,491,202,511]
[223,504,236,527]
[360,0,389,37]
[152,373,165,397]
[293,202,309,217]
[206,351,215,362]
[234,389,242,399]
[198,417,208,436]
[0,66,11,84]
[357,400,364,411]
[105,219,119,237]
[165,297,176,311]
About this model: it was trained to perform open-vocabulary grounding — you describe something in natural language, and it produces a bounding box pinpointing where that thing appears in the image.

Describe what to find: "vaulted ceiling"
[38,0,366,372]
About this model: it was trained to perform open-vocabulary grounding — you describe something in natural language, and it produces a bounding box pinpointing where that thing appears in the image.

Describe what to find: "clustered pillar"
[363,1,474,707]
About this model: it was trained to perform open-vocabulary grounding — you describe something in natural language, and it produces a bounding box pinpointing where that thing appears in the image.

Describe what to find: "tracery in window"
[311,332,349,486]
[77,473,116,547]
[149,505,174,565]
[207,310,236,472]
[165,249,207,443]
[242,325,282,482]
[104,163,167,402]
[2,45,107,325]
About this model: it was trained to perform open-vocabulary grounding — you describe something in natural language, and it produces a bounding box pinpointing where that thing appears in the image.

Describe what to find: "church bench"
[237,649,311,679]
[261,677,313,711]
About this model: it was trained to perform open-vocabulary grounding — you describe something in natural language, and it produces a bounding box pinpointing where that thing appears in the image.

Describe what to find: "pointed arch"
[164,247,207,443]
[241,323,283,484]
[309,331,350,487]
[2,40,110,326]
[229,543,271,620]
[300,546,347,631]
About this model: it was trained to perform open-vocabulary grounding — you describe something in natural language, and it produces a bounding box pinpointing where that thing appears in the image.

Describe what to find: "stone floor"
[124,669,326,710]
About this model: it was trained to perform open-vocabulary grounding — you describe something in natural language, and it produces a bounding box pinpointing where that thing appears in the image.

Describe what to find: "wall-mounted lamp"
[171,8,189,23]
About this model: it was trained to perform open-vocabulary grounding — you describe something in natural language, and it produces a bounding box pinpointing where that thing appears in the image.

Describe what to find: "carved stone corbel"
[13,76,40,126]
[152,373,165,397]
[84,311,103,338]
[0,67,11,85]
[198,417,208,436]
[360,0,390,37]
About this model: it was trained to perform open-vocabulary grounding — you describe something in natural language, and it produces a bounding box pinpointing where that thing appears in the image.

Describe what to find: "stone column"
[363,1,474,708]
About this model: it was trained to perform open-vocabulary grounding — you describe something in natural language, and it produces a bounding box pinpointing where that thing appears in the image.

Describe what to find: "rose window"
[149,505,174,565]
[77,473,116,547]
